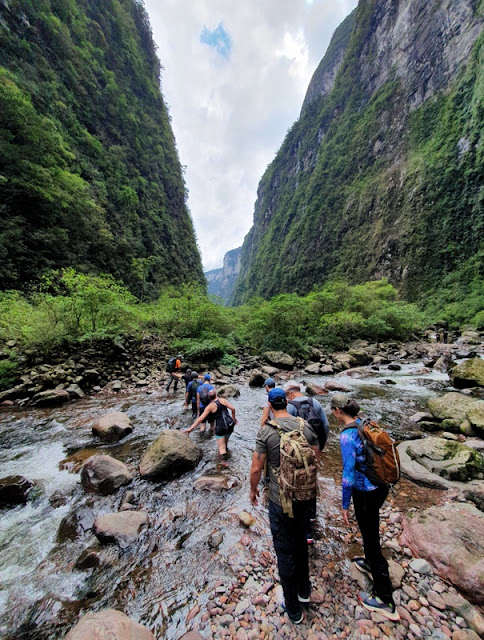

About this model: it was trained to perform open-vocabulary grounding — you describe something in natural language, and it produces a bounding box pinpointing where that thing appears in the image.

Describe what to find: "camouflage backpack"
[269,418,317,517]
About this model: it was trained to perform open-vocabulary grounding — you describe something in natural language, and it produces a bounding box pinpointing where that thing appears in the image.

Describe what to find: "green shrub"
[0,357,20,391]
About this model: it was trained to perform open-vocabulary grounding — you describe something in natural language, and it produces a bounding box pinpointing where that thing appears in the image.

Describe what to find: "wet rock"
[261,365,278,377]
[217,365,234,377]
[81,455,133,495]
[388,363,402,371]
[400,502,484,604]
[306,383,328,396]
[348,349,373,366]
[64,608,155,640]
[463,484,484,512]
[218,384,240,398]
[409,412,437,423]
[262,351,295,370]
[194,474,238,491]
[434,354,456,373]
[466,401,484,436]
[239,511,256,527]
[57,504,97,542]
[93,511,149,547]
[66,384,85,399]
[442,592,484,637]
[402,437,484,482]
[451,358,484,389]
[92,412,133,442]
[74,546,102,570]
[319,365,335,375]
[60,449,99,473]
[112,380,122,392]
[30,389,70,407]
[419,421,443,433]
[304,363,321,374]
[249,372,266,387]
[324,381,350,392]
[410,558,432,574]
[428,392,480,423]
[139,430,202,480]
[208,533,223,549]
[0,475,33,505]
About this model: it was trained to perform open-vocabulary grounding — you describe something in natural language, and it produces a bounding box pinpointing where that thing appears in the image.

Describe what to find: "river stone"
[451,358,484,389]
[400,502,484,604]
[305,383,328,396]
[217,365,233,376]
[179,633,204,640]
[93,511,149,547]
[81,455,133,495]
[261,365,278,377]
[324,381,350,392]
[208,533,223,549]
[217,384,240,398]
[466,401,484,437]
[30,389,70,407]
[262,351,295,370]
[249,372,266,387]
[139,430,202,480]
[239,511,256,527]
[0,475,33,505]
[194,474,238,491]
[388,559,405,588]
[348,349,373,366]
[404,437,484,482]
[92,412,133,442]
[428,392,480,423]
[409,412,436,423]
[304,362,321,374]
[64,608,155,640]
[442,592,484,637]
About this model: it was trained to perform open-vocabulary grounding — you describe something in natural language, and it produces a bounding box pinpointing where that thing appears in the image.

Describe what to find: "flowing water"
[0,362,451,639]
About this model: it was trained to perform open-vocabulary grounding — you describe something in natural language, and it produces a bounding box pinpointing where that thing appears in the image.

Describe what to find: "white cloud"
[144,0,358,271]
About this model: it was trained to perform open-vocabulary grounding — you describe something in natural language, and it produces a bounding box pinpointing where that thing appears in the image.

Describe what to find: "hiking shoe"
[358,591,400,621]
[282,605,303,624]
[298,590,311,604]
[352,557,372,577]
[306,537,314,545]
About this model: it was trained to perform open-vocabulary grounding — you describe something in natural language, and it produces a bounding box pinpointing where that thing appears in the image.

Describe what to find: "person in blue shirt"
[196,374,215,434]
[331,393,399,622]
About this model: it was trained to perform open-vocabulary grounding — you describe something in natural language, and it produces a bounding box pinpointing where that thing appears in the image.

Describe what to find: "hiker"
[284,380,329,543]
[250,388,320,625]
[182,368,193,390]
[185,371,200,418]
[331,393,399,622]
[196,374,215,433]
[165,355,182,392]
[260,377,276,426]
[183,389,237,459]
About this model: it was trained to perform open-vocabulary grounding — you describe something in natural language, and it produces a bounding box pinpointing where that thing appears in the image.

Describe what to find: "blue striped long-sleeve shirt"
[340,420,378,509]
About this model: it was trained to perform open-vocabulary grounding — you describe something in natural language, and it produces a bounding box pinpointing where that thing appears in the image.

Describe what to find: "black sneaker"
[298,591,311,604]
[358,591,400,621]
[283,606,303,624]
[352,557,372,578]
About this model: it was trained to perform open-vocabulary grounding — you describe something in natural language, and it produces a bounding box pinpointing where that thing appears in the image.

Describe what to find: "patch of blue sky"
[200,23,232,59]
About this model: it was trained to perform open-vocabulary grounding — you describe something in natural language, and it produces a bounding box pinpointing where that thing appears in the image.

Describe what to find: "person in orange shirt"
[165,355,182,392]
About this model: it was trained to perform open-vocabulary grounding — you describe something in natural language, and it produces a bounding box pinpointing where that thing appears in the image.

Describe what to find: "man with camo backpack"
[250,388,320,625]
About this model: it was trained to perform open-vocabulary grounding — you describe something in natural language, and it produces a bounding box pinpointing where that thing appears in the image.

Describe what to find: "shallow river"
[0,362,450,639]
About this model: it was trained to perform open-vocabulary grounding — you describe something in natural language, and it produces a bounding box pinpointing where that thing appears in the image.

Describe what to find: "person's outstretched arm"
[183,404,214,433]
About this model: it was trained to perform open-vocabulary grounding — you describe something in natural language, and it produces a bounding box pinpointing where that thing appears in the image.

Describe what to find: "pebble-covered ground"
[181,477,483,640]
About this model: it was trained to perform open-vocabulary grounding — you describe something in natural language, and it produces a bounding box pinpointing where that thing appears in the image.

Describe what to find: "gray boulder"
[249,372,266,387]
[347,349,372,366]
[30,389,70,407]
[217,365,233,376]
[262,351,295,370]
[261,365,278,377]
[400,502,484,604]
[451,357,484,389]
[92,412,133,442]
[304,362,321,374]
[0,475,33,505]
[428,392,480,423]
[93,511,149,547]
[467,401,484,437]
[217,384,240,398]
[139,430,202,480]
[404,437,484,482]
[64,609,155,640]
[81,455,133,495]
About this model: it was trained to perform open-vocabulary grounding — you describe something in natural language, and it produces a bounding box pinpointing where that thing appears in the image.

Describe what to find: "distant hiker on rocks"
[260,377,276,426]
[250,388,320,625]
[196,374,215,434]
[183,389,236,460]
[165,355,182,392]
[331,393,400,622]
[185,371,200,418]
[182,368,193,390]
[284,380,329,544]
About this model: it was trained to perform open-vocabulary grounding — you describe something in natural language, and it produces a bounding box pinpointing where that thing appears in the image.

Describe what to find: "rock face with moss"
[0,0,204,296]
[232,0,484,304]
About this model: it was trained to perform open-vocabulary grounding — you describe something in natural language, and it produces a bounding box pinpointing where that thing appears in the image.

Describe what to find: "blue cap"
[268,387,286,404]
[264,378,276,388]
[204,374,211,380]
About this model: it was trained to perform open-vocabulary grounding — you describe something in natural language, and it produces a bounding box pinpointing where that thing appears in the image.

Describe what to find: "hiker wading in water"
[331,393,400,622]
[183,389,237,460]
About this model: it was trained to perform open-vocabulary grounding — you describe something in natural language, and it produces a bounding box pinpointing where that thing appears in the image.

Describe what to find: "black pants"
[166,373,178,391]
[269,500,311,617]
[353,486,393,605]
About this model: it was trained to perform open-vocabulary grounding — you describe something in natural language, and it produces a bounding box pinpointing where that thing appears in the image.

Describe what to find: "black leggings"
[352,486,393,605]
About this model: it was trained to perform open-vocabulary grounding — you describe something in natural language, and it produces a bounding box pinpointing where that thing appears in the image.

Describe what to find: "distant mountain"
[0,0,204,298]
[232,0,484,304]
[205,248,242,304]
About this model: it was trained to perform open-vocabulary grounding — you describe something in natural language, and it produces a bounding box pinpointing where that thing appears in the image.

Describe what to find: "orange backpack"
[349,420,401,487]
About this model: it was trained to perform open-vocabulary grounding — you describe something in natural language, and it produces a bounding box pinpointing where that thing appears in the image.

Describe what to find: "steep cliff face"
[205,247,241,304]
[0,0,205,297]
[232,0,484,305]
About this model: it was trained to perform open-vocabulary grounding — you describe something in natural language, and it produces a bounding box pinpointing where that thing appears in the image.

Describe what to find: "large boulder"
[217,384,240,398]
[400,502,484,604]
[92,412,133,442]
[347,349,372,366]
[30,389,70,407]
[81,455,133,495]
[262,351,295,370]
[139,430,202,480]
[404,437,484,482]
[451,357,484,389]
[467,401,484,437]
[249,372,266,387]
[428,392,480,423]
[0,475,33,505]
[93,511,149,547]
[64,608,155,640]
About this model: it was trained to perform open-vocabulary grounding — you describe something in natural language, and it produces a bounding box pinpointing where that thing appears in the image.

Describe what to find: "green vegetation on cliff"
[0,0,204,296]
[232,1,483,310]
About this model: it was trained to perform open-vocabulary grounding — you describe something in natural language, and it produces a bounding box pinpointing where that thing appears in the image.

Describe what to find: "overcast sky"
[144,0,358,271]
